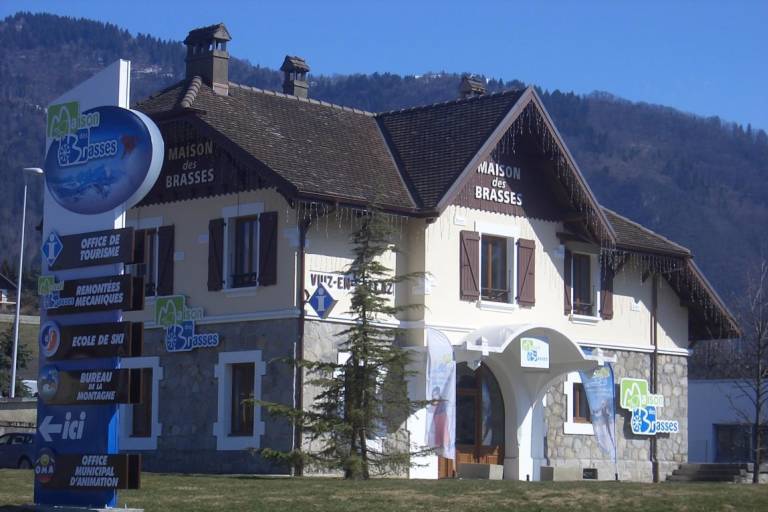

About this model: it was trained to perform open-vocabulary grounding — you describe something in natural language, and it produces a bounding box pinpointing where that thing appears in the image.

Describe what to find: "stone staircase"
[666,463,767,483]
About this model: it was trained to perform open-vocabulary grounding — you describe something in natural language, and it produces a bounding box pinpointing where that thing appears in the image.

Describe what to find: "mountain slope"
[0,11,765,311]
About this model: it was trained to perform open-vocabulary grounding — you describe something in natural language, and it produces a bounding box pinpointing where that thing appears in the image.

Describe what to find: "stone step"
[666,474,740,483]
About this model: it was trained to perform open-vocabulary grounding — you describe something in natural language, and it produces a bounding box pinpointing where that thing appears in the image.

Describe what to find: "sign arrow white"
[39,415,63,442]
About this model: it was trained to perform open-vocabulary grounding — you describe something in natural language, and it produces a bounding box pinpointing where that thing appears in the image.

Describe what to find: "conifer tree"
[258,209,429,479]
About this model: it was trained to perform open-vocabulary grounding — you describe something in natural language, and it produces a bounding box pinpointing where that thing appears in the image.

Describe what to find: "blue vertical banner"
[579,364,617,465]
[426,328,456,460]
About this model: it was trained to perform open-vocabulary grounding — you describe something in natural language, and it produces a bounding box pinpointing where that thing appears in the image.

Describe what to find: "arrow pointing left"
[39,415,63,443]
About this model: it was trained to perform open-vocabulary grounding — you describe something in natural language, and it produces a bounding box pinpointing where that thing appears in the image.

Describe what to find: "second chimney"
[184,23,231,96]
[281,56,310,98]
[460,74,486,99]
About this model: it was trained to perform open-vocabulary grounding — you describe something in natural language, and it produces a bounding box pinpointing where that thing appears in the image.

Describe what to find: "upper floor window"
[572,253,594,316]
[207,210,278,292]
[232,216,259,288]
[460,229,535,307]
[481,235,509,302]
[130,225,174,297]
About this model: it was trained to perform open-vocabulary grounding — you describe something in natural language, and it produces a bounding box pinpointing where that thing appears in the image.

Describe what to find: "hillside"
[0,11,766,313]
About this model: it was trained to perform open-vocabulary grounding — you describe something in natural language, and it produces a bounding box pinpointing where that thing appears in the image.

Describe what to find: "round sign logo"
[35,448,56,484]
[44,104,164,214]
[38,365,60,403]
[39,321,61,358]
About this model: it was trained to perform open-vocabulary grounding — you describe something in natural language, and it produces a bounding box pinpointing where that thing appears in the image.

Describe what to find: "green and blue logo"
[155,295,218,353]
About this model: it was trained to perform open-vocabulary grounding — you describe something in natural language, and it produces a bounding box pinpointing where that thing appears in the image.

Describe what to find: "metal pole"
[10,178,27,398]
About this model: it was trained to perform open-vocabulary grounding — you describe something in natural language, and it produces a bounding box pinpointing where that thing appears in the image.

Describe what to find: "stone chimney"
[460,74,486,99]
[281,56,310,98]
[184,23,232,96]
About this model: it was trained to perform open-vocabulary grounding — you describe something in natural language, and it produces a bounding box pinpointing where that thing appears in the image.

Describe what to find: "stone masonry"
[134,318,299,474]
[544,350,688,482]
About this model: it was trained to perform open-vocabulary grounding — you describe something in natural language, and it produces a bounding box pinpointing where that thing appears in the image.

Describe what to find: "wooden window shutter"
[459,230,480,301]
[600,261,615,320]
[258,211,278,286]
[208,218,225,291]
[564,248,572,315]
[516,239,536,306]
[132,229,146,265]
[156,225,175,296]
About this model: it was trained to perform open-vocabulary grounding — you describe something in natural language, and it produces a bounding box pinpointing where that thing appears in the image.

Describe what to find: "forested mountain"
[1,11,766,314]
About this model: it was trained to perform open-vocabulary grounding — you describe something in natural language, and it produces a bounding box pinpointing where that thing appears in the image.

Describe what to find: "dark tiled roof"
[602,207,691,256]
[136,79,416,211]
[377,89,525,209]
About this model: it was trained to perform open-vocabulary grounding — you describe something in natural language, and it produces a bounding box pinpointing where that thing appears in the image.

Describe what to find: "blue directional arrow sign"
[308,283,337,319]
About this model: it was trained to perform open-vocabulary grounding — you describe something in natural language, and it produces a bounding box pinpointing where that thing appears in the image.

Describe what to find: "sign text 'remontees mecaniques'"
[41,275,143,315]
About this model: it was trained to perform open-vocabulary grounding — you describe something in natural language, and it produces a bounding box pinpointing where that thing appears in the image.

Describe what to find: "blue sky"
[2,0,766,130]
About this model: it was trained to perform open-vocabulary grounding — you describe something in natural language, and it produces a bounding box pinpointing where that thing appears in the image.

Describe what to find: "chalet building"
[124,23,739,481]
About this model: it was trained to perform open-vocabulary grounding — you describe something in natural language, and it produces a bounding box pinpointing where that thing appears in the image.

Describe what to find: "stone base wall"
[544,350,688,482]
[135,318,299,474]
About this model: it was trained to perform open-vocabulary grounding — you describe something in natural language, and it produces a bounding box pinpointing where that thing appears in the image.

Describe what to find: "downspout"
[292,216,311,477]
[650,273,659,482]
[292,204,337,477]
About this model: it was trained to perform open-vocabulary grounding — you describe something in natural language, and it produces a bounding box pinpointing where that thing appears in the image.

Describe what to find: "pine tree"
[258,209,429,479]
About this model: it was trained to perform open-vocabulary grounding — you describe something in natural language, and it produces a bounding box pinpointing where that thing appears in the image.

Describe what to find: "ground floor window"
[119,357,163,450]
[563,372,594,435]
[213,350,266,451]
[230,363,255,436]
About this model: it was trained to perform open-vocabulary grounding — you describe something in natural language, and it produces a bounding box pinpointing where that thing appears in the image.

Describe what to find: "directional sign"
[39,412,88,443]
[308,283,337,319]
[43,275,143,316]
[35,451,141,490]
[46,228,135,270]
[40,321,142,361]
[39,366,140,406]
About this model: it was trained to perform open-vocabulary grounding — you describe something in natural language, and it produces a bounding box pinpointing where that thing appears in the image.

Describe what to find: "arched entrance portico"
[452,324,598,481]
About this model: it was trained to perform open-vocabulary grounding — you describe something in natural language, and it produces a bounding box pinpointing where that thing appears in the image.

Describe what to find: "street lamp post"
[10,167,43,398]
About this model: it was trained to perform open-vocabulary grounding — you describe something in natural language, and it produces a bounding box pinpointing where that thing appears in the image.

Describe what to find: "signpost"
[35,60,163,509]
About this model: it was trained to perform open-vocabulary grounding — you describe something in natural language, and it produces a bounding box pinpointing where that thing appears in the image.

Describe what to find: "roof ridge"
[132,78,190,108]
[227,82,375,117]
[602,206,691,255]
[180,76,202,109]
[375,87,525,117]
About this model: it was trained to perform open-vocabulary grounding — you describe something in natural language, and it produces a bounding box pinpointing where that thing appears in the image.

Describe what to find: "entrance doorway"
[439,362,505,478]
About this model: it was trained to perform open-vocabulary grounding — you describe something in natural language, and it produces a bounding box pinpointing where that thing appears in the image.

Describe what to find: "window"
[213,350,266,451]
[230,363,255,436]
[572,253,593,315]
[119,357,163,451]
[131,368,153,438]
[715,425,768,463]
[133,229,159,296]
[563,372,594,435]
[481,236,509,302]
[572,383,591,423]
[232,216,259,288]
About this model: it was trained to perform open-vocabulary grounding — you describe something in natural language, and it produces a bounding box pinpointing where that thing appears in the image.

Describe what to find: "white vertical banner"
[426,328,456,460]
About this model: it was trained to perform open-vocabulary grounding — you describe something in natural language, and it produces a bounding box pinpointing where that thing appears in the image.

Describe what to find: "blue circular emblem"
[39,321,61,359]
[38,365,60,403]
[44,105,163,214]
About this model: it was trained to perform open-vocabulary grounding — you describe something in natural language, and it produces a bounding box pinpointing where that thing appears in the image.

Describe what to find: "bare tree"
[690,260,768,482]
[724,261,768,482]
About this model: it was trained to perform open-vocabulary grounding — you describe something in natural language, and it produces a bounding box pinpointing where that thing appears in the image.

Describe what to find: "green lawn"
[1,469,767,511]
